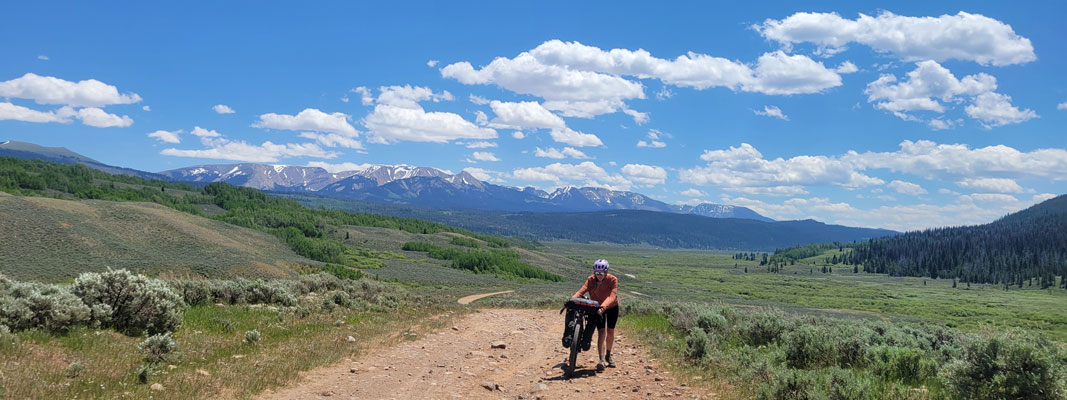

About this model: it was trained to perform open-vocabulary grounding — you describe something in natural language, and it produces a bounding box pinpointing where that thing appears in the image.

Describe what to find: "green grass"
[547,243,1067,342]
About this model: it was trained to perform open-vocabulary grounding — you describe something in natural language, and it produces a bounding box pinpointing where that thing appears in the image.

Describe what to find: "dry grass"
[0,303,464,399]
[0,194,312,282]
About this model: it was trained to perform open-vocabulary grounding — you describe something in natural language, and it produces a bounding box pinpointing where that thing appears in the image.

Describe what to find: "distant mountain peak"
[159,161,773,222]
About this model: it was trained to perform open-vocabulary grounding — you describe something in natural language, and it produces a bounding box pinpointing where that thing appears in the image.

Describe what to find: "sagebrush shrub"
[784,325,836,369]
[72,269,184,335]
[943,332,1066,400]
[244,329,261,344]
[825,367,877,400]
[756,368,820,400]
[139,332,176,363]
[170,280,211,306]
[324,290,351,309]
[0,281,91,333]
[696,309,729,336]
[866,345,935,385]
[685,327,712,361]
[743,309,788,347]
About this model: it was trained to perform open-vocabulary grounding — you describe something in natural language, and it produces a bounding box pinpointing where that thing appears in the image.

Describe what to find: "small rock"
[349,368,357,373]
[481,381,498,391]
[232,355,245,359]
[346,336,356,343]
[150,383,164,391]
[490,341,507,349]
[451,326,459,331]
[166,364,176,370]
[196,369,211,376]
[530,383,548,393]
[655,377,663,382]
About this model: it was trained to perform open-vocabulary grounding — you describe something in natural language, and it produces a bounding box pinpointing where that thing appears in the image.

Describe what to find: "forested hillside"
[0,157,542,280]
[842,195,1067,288]
[287,194,895,250]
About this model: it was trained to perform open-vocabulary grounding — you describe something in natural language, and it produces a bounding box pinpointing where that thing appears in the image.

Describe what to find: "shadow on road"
[544,362,599,381]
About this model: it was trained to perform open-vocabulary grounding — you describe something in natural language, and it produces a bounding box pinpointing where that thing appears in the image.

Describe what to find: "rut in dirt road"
[257,308,712,399]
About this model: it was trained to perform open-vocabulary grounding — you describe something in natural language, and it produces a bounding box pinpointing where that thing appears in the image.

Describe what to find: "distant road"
[457,290,514,304]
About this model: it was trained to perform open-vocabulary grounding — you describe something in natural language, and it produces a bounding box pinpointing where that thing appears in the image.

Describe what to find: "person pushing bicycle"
[571,259,619,371]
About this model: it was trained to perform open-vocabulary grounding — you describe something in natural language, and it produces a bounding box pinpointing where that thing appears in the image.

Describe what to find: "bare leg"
[597,328,607,360]
[606,328,615,353]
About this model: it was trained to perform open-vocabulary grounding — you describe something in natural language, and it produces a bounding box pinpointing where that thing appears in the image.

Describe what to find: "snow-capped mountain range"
[159,163,774,221]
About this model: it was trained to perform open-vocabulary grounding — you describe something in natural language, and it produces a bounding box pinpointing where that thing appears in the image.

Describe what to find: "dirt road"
[258,308,709,399]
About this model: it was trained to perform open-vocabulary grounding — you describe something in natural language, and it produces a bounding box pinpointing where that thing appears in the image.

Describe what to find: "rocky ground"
[257,308,713,399]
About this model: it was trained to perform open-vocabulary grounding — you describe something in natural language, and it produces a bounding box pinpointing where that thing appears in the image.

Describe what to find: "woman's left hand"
[597,307,605,315]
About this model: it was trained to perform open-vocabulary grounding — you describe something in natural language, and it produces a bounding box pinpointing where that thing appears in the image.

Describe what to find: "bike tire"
[567,321,581,378]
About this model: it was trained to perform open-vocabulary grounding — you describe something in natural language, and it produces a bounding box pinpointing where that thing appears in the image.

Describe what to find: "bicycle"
[560,297,600,378]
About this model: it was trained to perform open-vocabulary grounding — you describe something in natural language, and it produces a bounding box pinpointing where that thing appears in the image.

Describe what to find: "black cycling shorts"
[593,306,619,330]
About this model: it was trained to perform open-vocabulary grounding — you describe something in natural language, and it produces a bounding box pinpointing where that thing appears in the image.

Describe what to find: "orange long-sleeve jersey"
[571,273,618,310]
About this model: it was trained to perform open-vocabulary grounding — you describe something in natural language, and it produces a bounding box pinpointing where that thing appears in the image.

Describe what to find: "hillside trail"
[257,307,712,399]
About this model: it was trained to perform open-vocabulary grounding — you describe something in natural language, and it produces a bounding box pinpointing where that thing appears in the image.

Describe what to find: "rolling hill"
[0,191,311,282]
[851,193,1067,286]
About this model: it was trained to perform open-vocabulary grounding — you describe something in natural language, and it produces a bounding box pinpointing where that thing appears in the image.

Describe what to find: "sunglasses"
[594,271,606,276]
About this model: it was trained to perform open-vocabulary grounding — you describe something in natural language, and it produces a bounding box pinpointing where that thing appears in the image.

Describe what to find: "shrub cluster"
[623,301,1067,400]
[169,273,405,312]
[1,270,411,340]
[73,269,184,335]
[1,270,183,335]
[448,236,481,248]
[401,241,562,281]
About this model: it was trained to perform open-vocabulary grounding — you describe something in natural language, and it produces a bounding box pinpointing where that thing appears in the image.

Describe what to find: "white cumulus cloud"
[0,102,73,124]
[0,73,142,107]
[887,180,927,195]
[549,127,603,147]
[163,126,337,163]
[469,151,500,162]
[147,129,182,144]
[442,40,843,120]
[512,161,632,190]
[213,104,235,114]
[253,108,358,136]
[865,60,1035,127]
[681,143,884,189]
[956,177,1024,193]
[753,105,789,120]
[621,163,667,186]
[359,86,497,144]
[75,107,133,128]
[487,100,566,130]
[755,11,1036,66]
[534,147,591,159]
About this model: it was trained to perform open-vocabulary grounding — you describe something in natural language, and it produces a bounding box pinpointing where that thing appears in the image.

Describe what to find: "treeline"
[401,241,562,281]
[0,157,205,214]
[848,195,1067,288]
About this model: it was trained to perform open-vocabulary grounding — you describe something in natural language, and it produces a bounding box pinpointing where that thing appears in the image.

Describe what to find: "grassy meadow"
[545,243,1067,342]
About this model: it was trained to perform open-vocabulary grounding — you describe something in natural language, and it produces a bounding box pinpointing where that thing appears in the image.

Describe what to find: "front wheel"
[567,323,581,378]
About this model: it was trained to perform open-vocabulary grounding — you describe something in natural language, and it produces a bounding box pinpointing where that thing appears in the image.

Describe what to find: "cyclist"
[571,258,619,371]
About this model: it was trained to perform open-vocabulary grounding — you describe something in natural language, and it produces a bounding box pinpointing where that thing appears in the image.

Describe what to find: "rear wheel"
[567,321,581,378]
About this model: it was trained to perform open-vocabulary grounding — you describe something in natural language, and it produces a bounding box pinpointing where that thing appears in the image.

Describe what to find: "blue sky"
[2,1,1066,231]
